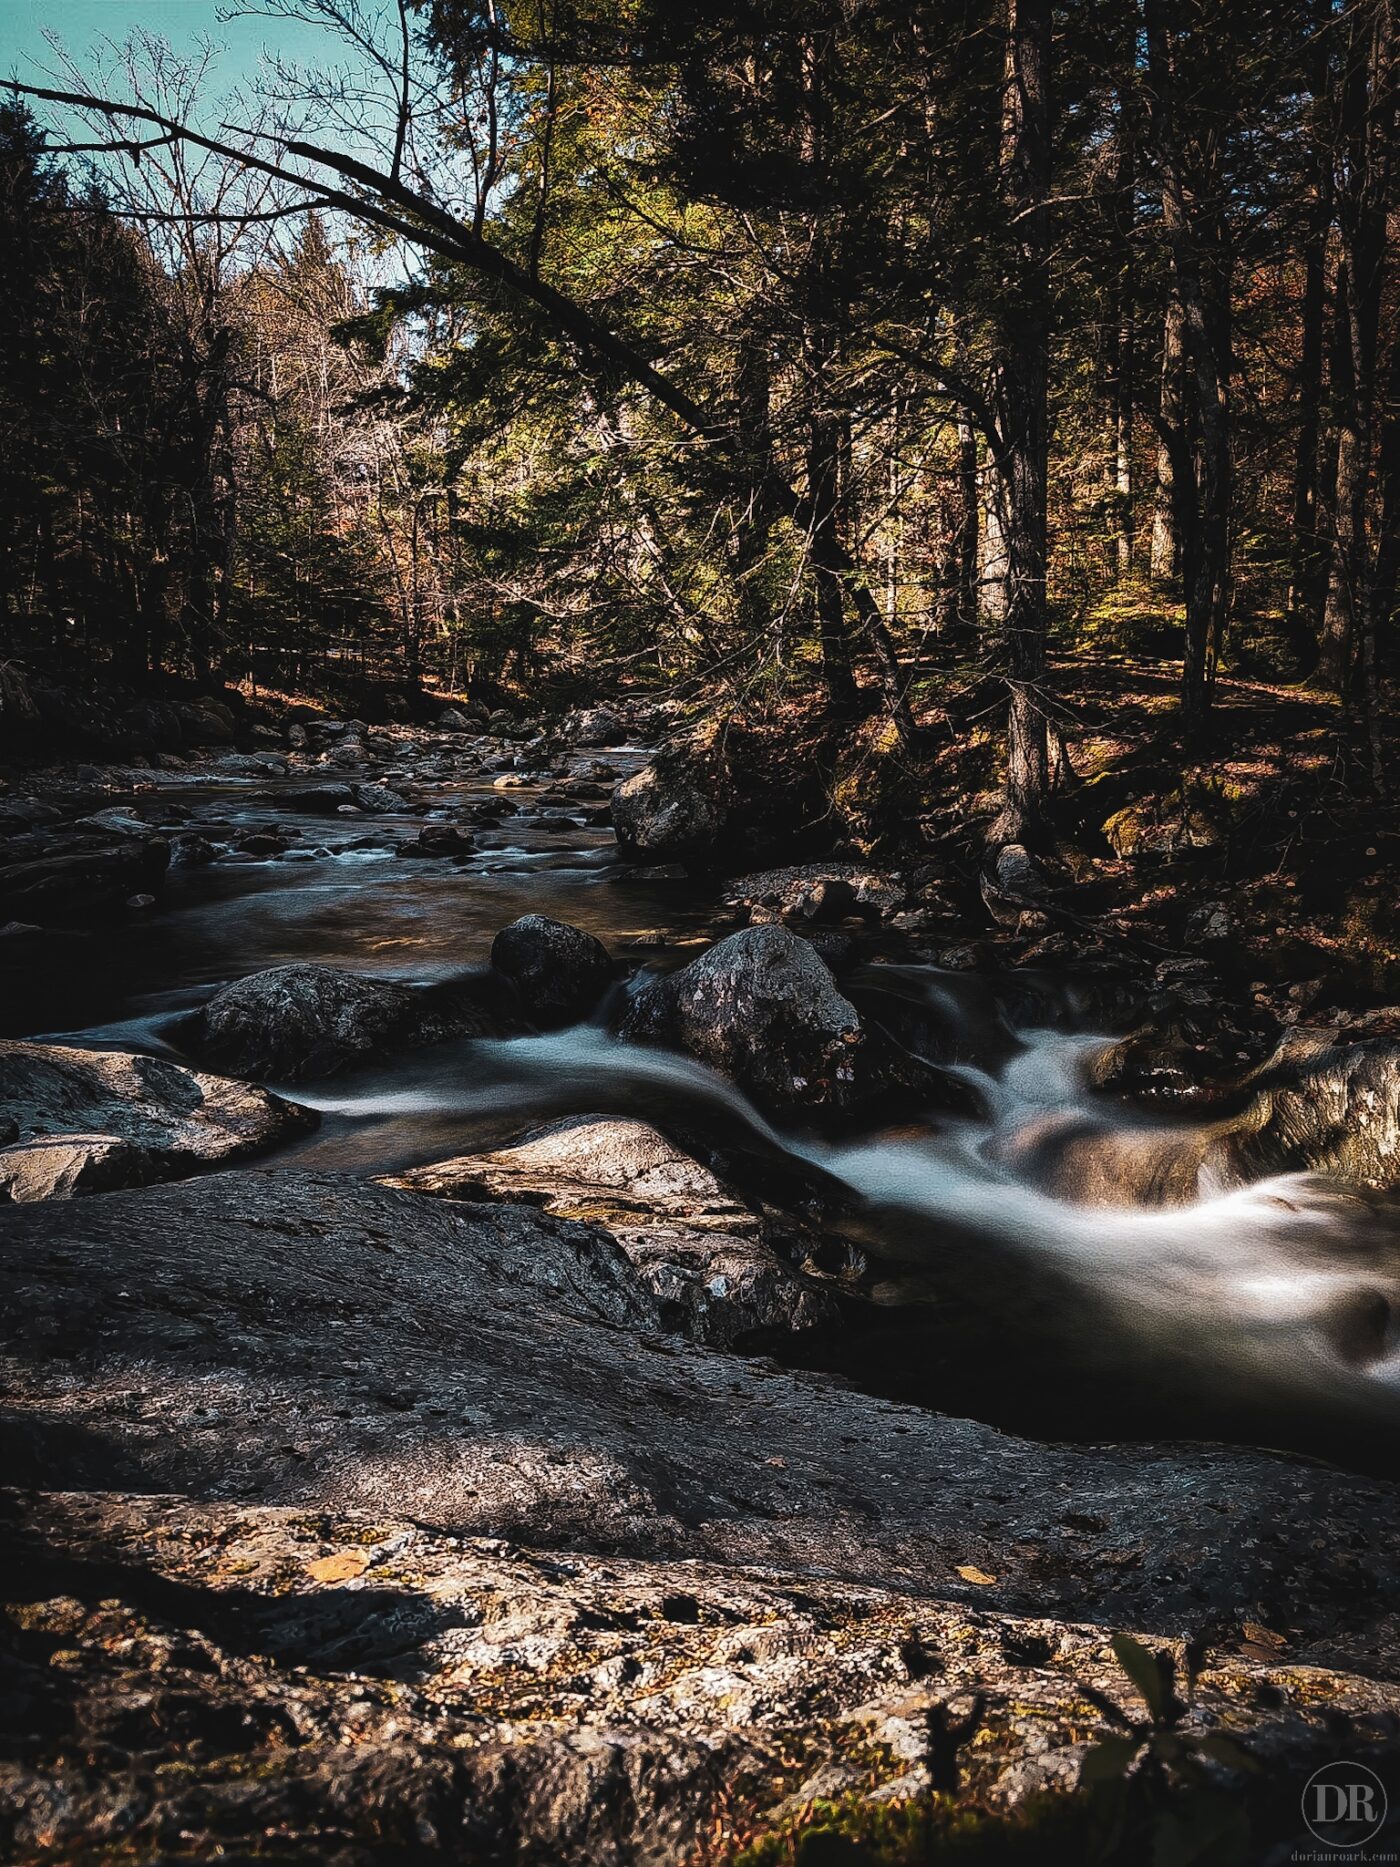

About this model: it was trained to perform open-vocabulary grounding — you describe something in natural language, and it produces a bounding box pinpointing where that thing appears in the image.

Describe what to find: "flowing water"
[9,757,1400,1469]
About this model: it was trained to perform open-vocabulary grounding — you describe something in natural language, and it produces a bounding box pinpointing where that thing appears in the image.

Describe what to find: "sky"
[0,1,333,103]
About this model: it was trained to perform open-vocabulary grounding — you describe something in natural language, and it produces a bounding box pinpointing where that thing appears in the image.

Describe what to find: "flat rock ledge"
[3,1171,1399,1862]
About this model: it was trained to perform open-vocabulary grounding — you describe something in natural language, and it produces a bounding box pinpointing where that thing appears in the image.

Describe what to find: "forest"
[2,3,1400,1864]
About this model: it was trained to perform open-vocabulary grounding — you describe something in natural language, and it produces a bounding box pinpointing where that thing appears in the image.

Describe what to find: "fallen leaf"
[305,1549,370,1584]
[956,1564,997,1586]
[1241,1621,1286,1649]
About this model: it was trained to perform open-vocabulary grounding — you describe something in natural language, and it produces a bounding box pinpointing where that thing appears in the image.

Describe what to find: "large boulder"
[4,1168,1399,1626]
[0,1041,311,1199]
[567,705,626,747]
[386,1113,835,1346]
[194,962,518,1082]
[620,925,864,1110]
[490,915,612,1023]
[612,741,727,864]
[195,964,438,1082]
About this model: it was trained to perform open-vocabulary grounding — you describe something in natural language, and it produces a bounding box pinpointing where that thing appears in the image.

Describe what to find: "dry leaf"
[305,1549,370,1584]
[1241,1621,1285,1648]
[956,1564,997,1586]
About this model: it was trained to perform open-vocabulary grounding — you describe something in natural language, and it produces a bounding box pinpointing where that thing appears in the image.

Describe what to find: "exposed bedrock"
[3,1171,1399,1862]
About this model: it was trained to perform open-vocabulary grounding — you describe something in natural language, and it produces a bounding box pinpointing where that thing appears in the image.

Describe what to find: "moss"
[733,1790,1095,1867]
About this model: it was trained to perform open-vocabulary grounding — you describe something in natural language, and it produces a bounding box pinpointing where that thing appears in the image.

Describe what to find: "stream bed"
[8,742,1400,1473]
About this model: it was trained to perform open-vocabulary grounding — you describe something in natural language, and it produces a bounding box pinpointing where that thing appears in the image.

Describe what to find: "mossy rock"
[1102,778,1240,858]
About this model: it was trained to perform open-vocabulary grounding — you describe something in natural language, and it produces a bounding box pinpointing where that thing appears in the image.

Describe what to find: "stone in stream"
[566,704,626,746]
[490,914,613,1024]
[621,924,865,1111]
[0,1040,312,1200]
[350,781,409,813]
[273,781,359,813]
[387,1112,837,1346]
[194,964,434,1081]
[1095,1022,1400,1194]
[2,1168,1400,1862]
[0,1132,158,1200]
[194,961,518,1082]
[400,822,476,857]
[611,738,727,863]
[169,831,217,866]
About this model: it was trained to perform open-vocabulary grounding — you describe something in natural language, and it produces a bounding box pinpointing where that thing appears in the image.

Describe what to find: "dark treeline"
[4,0,1398,832]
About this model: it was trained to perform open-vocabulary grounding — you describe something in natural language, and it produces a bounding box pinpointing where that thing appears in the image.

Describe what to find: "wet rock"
[170,832,217,866]
[0,1040,311,1196]
[490,915,612,1024]
[275,782,358,813]
[75,807,152,839]
[351,782,409,813]
[1234,1029,1400,1190]
[621,925,864,1110]
[401,823,476,857]
[387,1114,833,1347]
[213,752,281,778]
[395,1113,756,1230]
[612,740,727,864]
[195,963,463,1082]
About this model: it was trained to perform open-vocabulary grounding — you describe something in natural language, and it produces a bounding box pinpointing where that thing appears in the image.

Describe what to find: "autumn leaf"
[305,1549,370,1584]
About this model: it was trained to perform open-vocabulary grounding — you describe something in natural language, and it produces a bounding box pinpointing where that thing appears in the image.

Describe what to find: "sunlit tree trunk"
[990,0,1052,845]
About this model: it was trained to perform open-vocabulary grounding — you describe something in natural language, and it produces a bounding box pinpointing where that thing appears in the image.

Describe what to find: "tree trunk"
[1286,0,1335,664]
[1150,291,1185,580]
[1106,82,1136,579]
[942,412,980,649]
[1112,314,1134,578]
[1374,316,1400,659]
[1317,0,1395,718]
[990,0,1052,846]
[805,410,860,717]
[1144,0,1233,749]
[979,450,1011,630]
